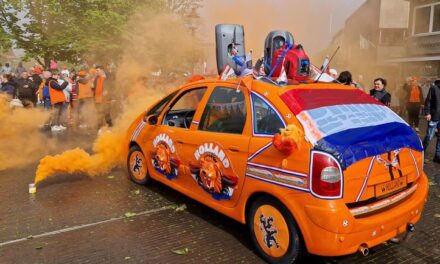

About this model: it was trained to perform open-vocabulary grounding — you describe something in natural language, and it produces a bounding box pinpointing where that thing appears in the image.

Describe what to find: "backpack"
[270,44,311,82]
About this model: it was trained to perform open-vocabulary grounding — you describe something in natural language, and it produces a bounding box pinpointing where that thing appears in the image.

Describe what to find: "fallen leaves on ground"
[124,212,136,218]
[124,256,131,260]
[134,189,140,195]
[107,175,115,179]
[428,181,436,186]
[171,247,189,255]
[434,214,440,218]
[175,204,187,212]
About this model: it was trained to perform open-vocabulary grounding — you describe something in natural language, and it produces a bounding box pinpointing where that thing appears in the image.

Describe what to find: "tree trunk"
[44,57,50,70]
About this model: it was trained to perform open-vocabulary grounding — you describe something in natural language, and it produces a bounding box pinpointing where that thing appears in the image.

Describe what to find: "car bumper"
[283,173,428,257]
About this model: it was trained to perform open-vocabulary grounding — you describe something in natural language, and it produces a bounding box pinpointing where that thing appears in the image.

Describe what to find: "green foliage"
[0,0,202,67]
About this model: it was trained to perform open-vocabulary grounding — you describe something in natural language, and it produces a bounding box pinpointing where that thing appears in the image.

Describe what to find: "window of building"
[413,3,440,35]
[434,4,440,32]
[379,29,407,46]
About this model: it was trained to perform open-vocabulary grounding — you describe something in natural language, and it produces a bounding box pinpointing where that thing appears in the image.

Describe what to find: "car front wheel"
[248,196,304,264]
[127,145,150,185]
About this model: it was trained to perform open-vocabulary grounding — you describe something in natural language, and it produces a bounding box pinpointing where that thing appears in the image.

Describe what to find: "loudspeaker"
[264,31,294,74]
[215,24,245,75]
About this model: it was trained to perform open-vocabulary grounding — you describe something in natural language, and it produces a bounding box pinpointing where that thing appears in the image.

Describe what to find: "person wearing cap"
[422,79,440,163]
[404,76,424,132]
[61,65,69,76]
[46,70,69,132]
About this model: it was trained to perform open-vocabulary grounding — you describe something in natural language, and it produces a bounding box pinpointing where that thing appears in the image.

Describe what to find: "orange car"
[125,77,428,263]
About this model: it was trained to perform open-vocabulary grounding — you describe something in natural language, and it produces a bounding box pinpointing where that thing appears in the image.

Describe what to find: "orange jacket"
[47,79,67,104]
[94,75,106,103]
[77,77,94,99]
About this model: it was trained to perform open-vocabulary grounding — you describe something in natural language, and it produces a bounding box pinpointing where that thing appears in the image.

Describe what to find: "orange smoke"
[0,94,50,171]
[34,130,124,184]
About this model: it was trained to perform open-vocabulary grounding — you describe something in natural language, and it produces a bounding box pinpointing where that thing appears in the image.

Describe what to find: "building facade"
[388,0,440,80]
[318,0,411,95]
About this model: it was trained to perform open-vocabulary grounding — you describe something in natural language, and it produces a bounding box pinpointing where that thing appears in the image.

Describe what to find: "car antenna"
[314,46,340,83]
[232,26,236,46]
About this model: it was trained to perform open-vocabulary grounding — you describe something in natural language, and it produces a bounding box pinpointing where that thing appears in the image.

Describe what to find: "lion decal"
[150,142,180,180]
[190,153,238,200]
[259,214,280,249]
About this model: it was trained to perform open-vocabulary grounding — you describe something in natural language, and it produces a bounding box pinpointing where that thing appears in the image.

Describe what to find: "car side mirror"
[144,114,158,125]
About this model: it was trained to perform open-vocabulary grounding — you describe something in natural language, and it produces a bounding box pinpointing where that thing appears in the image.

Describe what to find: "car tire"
[248,196,304,264]
[127,145,150,185]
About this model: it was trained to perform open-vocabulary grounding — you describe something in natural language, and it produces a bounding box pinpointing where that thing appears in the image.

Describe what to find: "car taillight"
[310,151,343,199]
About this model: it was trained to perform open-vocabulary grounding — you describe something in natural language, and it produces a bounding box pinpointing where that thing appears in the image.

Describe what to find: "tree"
[0,0,202,67]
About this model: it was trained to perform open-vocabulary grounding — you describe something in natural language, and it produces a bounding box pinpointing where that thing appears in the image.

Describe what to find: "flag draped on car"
[280,87,423,168]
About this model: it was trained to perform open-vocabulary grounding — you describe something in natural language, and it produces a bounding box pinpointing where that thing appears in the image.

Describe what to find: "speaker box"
[264,31,294,74]
[215,24,245,75]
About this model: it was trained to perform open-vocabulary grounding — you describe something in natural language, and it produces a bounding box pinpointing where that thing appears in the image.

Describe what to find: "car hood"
[280,87,423,168]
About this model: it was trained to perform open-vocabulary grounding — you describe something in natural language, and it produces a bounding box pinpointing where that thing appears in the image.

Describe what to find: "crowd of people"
[0,61,115,132]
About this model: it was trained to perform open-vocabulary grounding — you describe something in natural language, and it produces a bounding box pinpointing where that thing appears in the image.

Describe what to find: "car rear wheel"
[127,145,150,185]
[248,196,304,264]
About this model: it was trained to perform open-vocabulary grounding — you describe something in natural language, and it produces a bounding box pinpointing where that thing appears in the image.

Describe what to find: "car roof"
[181,77,356,97]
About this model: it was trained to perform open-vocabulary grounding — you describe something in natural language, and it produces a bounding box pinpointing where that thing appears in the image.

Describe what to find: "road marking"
[0,206,174,247]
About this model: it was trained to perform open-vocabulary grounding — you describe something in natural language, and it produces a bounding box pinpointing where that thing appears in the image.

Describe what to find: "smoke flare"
[34,131,124,184]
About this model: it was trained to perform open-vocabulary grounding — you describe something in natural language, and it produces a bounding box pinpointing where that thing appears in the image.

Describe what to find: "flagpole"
[314,46,340,83]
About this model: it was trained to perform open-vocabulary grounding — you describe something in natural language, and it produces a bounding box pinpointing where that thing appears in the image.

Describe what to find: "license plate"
[375,177,407,197]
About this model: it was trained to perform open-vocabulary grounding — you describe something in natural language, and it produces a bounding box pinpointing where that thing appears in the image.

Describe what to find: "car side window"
[199,87,247,134]
[251,93,285,135]
[147,90,178,116]
[162,88,207,128]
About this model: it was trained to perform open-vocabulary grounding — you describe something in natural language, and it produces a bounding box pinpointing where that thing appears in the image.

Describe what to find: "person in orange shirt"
[94,65,113,129]
[404,77,424,132]
[46,70,69,132]
[75,69,95,128]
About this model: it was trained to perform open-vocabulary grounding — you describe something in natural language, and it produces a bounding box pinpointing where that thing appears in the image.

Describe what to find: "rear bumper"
[284,173,428,257]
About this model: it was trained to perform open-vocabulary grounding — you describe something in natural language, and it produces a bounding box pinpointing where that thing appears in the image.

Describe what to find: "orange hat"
[34,67,43,75]
[78,70,87,76]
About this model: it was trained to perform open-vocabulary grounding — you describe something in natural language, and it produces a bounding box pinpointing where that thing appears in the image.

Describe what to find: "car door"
[146,87,208,188]
[184,85,251,208]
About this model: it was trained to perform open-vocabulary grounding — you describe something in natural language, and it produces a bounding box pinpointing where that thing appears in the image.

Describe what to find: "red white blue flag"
[280,87,423,168]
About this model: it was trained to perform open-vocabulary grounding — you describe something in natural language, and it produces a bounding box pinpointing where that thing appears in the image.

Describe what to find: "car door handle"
[176,140,185,144]
[228,146,240,152]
